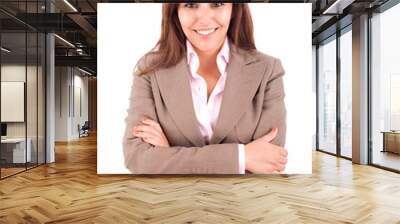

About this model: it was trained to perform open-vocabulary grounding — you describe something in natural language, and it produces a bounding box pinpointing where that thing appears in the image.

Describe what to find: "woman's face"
[178,3,232,55]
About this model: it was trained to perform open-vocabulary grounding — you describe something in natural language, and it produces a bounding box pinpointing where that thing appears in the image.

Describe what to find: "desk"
[381,131,400,154]
[1,138,31,163]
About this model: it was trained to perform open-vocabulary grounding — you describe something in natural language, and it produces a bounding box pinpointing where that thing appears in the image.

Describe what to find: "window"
[370,2,400,171]
[339,28,352,158]
[0,1,46,179]
[318,36,337,154]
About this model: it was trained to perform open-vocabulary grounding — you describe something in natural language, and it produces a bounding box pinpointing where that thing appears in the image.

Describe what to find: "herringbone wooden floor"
[1,134,400,224]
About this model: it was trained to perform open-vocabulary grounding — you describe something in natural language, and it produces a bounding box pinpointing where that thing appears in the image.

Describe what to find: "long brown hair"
[136,3,256,76]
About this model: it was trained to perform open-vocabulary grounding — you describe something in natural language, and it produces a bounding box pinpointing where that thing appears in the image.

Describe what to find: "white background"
[98,3,312,174]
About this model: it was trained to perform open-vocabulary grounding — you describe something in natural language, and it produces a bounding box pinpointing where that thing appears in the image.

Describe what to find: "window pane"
[371,3,400,171]
[318,37,337,154]
[27,31,38,169]
[1,31,27,177]
[38,32,45,165]
[340,29,352,158]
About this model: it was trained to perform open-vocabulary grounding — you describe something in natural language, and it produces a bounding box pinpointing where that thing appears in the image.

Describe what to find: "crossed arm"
[123,59,287,174]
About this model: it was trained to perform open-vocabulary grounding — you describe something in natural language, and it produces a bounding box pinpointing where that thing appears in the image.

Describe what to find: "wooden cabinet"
[382,131,400,154]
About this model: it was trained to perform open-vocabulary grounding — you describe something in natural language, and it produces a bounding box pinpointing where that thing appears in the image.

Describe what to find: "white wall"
[55,66,68,141]
[72,72,89,138]
[55,67,89,141]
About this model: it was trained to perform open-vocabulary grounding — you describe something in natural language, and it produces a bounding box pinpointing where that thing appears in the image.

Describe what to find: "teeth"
[196,28,217,35]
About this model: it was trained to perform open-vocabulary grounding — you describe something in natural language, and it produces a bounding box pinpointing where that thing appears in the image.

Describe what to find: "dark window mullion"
[36,0,39,167]
[316,45,319,151]
[367,10,373,165]
[25,0,28,171]
[336,29,341,157]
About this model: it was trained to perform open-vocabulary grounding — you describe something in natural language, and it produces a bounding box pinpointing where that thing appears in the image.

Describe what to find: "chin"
[192,42,221,53]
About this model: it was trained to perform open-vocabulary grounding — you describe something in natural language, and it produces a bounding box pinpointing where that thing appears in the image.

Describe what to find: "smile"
[194,27,219,36]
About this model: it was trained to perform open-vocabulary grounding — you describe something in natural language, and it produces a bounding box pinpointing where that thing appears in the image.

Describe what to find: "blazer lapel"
[155,58,206,147]
[155,45,266,147]
[209,46,266,144]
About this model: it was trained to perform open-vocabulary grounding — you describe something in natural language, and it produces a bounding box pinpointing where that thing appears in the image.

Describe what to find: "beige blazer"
[123,43,286,174]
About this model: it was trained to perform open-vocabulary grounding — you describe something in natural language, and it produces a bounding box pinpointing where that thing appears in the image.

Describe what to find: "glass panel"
[312,45,317,150]
[371,3,400,171]
[318,37,337,154]
[340,29,352,158]
[27,31,38,169]
[0,1,46,179]
[1,31,27,177]
[38,32,45,165]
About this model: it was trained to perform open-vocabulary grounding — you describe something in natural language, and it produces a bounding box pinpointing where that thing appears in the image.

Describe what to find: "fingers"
[276,162,286,171]
[250,163,286,174]
[267,158,286,173]
[276,151,287,173]
[262,127,278,143]
[142,119,162,132]
[133,125,160,143]
[267,144,288,161]
[266,145,288,173]
[142,136,158,146]
[268,143,287,157]
[133,119,170,147]
[134,118,163,137]
[134,131,162,146]
[133,129,154,139]
[246,139,288,174]
[134,124,160,137]
[279,156,287,165]
[264,164,276,173]
[280,148,288,157]
[264,163,285,174]
[272,157,286,171]
[277,148,288,170]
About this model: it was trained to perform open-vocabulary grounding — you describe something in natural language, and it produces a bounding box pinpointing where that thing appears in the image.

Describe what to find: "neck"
[197,50,218,68]
[190,38,226,73]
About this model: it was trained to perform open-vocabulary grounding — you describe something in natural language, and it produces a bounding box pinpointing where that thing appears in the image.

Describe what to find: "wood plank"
[0,133,399,223]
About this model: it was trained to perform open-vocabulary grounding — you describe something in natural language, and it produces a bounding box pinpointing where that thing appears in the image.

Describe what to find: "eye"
[211,2,224,8]
[183,3,198,8]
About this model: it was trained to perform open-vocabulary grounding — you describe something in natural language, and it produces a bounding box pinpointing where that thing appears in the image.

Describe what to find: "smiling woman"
[178,2,232,53]
[123,3,287,174]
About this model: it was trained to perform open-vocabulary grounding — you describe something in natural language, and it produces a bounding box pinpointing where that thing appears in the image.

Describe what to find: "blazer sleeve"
[122,71,240,174]
[252,58,287,147]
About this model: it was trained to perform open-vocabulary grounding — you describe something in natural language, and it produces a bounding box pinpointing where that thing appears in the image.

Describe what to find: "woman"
[123,3,287,174]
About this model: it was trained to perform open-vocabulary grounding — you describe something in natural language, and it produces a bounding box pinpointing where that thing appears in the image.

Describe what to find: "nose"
[195,4,215,26]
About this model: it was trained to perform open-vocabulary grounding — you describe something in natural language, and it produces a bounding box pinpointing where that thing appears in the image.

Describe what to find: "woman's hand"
[244,128,288,174]
[133,118,170,147]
